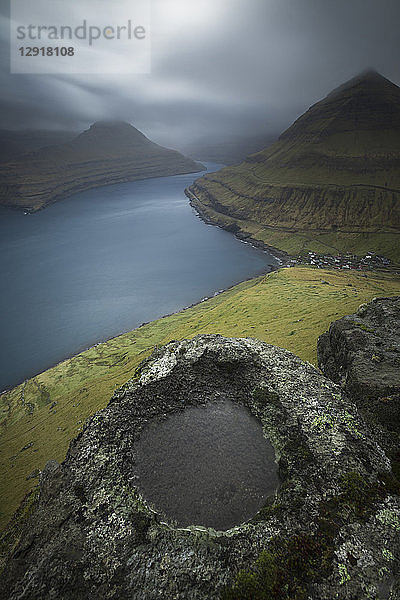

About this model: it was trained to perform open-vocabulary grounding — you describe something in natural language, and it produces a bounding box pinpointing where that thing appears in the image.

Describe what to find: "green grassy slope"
[1,266,400,531]
[187,71,400,260]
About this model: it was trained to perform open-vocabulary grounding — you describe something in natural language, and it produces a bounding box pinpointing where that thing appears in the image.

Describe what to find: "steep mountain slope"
[0,121,204,212]
[186,70,400,259]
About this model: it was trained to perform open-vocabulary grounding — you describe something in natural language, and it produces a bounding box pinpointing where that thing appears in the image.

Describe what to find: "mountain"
[0,121,205,212]
[0,129,77,163]
[186,70,400,261]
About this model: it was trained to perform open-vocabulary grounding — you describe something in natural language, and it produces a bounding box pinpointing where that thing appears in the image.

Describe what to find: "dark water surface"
[0,163,278,391]
[134,400,279,530]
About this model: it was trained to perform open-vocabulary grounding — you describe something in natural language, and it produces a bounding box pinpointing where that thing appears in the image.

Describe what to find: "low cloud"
[1,0,399,145]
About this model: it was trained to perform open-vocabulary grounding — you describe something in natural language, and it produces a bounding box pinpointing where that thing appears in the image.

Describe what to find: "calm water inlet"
[134,400,279,530]
[0,163,278,391]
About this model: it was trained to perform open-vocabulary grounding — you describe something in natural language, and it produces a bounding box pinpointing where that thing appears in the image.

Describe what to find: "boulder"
[318,297,400,470]
[0,335,399,599]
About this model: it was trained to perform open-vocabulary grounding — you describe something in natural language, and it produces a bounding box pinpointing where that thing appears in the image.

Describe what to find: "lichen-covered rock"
[318,296,400,477]
[1,335,399,599]
[318,297,400,401]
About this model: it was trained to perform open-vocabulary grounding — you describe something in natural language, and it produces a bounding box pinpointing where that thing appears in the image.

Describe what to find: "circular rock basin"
[134,399,279,530]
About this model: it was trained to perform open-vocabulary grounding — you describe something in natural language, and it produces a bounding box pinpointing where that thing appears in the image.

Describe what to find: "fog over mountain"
[1,0,400,149]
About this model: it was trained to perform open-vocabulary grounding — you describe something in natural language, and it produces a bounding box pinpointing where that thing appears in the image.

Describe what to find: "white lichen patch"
[139,350,177,384]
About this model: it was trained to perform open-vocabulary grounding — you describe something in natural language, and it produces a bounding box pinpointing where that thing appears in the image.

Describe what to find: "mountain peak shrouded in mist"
[279,69,400,142]
[328,68,400,94]
[89,120,130,129]
[187,70,400,260]
[0,122,205,212]
[84,121,149,139]
[324,68,400,108]
[86,120,138,134]
[70,120,158,153]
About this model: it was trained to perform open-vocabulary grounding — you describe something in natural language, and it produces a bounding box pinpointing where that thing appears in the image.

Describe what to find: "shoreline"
[184,187,400,269]
[0,164,207,215]
[0,268,278,397]
[184,186,291,264]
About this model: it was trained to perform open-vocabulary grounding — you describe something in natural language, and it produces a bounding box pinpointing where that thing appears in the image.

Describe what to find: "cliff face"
[1,334,399,599]
[187,71,400,255]
[318,296,400,477]
[0,121,205,212]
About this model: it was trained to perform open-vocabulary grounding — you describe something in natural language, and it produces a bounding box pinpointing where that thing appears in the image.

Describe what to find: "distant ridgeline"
[186,70,400,261]
[0,121,205,212]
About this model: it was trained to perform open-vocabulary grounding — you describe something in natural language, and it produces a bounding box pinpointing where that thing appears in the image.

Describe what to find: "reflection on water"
[134,400,279,530]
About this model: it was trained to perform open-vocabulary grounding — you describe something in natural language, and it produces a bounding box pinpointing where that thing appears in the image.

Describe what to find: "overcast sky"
[1,0,400,146]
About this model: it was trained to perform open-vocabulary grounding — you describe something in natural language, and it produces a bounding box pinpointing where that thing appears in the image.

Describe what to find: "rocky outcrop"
[318,296,400,476]
[0,334,399,599]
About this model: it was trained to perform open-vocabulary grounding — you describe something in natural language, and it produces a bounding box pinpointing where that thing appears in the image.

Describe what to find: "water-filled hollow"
[134,399,279,530]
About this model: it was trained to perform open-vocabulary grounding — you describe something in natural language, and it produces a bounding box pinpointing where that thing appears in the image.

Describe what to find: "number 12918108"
[19,47,75,56]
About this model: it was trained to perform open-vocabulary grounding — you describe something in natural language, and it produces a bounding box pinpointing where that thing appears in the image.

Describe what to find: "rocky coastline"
[185,186,290,264]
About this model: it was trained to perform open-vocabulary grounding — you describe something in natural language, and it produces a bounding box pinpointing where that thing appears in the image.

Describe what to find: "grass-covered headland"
[1,266,400,531]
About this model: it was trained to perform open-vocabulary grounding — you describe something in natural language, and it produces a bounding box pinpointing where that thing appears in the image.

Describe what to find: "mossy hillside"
[191,173,400,231]
[188,72,400,260]
[1,266,400,531]
[188,192,400,262]
[0,487,39,574]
